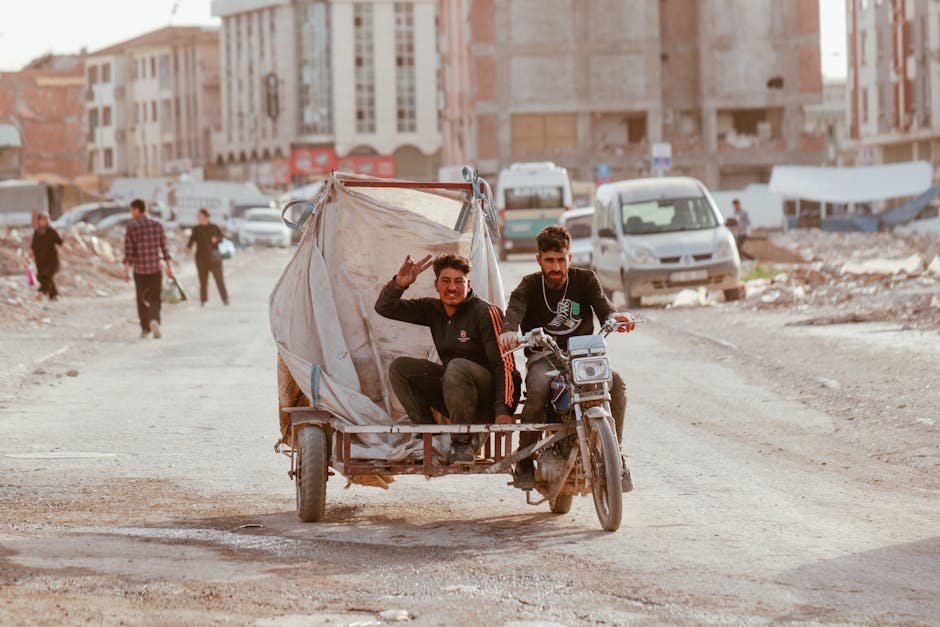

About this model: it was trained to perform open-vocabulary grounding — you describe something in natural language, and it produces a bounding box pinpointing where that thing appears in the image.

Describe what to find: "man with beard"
[375,253,518,463]
[499,225,636,491]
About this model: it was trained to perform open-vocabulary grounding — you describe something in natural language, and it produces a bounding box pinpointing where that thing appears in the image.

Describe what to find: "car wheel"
[621,272,642,308]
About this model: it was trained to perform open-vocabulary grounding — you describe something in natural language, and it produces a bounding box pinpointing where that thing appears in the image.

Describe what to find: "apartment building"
[846,0,940,177]
[85,27,221,182]
[440,0,824,190]
[0,54,86,180]
[211,0,441,185]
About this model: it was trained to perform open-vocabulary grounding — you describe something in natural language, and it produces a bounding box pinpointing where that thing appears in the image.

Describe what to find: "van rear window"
[505,187,563,210]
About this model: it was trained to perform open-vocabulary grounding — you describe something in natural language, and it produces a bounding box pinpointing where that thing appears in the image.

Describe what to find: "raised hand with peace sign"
[394,254,433,289]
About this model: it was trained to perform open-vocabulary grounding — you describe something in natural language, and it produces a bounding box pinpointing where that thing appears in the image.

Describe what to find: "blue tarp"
[880,184,940,228]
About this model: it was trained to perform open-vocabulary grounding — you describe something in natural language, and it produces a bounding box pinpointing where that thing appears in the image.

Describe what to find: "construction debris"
[742,230,940,328]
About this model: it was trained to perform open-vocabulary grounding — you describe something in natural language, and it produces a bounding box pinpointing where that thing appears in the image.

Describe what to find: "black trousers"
[388,357,494,426]
[195,256,229,304]
[37,272,58,299]
[133,272,162,332]
[518,352,627,457]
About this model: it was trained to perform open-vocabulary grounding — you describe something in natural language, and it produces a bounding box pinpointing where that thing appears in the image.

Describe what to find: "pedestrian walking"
[732,198,755,260]
[30,212,63,300]
[123,198,173,339]
[186,208,229,306]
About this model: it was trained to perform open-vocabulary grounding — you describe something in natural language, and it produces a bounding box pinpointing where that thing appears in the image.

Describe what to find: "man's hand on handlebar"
[614,312,636,333]
[394,254,432,289]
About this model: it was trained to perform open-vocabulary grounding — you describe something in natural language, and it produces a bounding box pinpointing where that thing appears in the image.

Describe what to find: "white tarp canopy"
[769,161,932,204]
[270,174,504,462]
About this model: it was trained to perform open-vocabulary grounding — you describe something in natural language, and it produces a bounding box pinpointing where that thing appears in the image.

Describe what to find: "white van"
[495,162,573,259]
[591,177,741,307]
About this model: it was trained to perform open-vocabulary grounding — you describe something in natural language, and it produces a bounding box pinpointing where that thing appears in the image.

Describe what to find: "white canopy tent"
[769,162,932,204]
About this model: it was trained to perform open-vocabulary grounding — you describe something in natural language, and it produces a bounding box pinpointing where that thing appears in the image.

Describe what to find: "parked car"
[558,207,594,268]
[237,208,292,247]
[53,202,128,229]
[591,177,741,307]
[227,201,274,242]
[95,213,167,233]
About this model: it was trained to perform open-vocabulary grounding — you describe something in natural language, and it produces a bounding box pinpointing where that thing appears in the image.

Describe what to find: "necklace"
[541,275,568,313]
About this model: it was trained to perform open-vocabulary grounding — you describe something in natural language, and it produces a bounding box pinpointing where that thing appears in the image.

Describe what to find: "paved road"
[1,248,937,624]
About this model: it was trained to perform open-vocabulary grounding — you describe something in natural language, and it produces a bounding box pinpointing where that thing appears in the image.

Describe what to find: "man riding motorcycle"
[499,225,636,491]
[375,253,518,463]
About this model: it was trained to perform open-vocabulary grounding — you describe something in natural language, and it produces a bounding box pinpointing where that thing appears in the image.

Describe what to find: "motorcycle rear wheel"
[588,417,623,531]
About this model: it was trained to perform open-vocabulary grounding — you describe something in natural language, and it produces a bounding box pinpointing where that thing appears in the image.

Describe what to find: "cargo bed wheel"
[296,425,329,522]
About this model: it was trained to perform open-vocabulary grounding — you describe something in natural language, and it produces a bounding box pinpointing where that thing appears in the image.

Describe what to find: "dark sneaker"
[621,463,634,493]
[149,320,162,339]
[513,462,535,488]
[452,440,475,464]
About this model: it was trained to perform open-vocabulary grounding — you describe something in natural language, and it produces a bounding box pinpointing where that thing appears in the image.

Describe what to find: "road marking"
[34,344,73,365]
[6,451,117,459]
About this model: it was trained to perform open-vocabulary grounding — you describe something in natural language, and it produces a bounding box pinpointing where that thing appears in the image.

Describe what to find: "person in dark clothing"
[499,225,636,491]
[30,212,63,300]
[375,253,518,463]
[186,208,229,306]
[123,198,173,339]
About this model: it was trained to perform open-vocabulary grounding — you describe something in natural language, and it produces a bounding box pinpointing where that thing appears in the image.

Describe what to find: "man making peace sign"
[375,253,518,463]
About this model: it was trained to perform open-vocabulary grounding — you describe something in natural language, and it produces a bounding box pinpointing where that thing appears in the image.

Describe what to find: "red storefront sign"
[337,155,395,178]
[290,147,337,176]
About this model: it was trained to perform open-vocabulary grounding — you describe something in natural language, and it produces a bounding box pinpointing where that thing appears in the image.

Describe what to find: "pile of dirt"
[741,230,940,329]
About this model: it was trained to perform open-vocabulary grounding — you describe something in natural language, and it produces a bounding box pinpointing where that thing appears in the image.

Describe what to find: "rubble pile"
[0,225,185,325]
[742,230,940,328]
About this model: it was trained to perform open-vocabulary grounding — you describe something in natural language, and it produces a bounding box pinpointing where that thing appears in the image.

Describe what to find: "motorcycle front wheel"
[587,417,623,531]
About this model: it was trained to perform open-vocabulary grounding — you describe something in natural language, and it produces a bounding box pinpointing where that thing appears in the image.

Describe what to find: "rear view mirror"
[597,227,616,239]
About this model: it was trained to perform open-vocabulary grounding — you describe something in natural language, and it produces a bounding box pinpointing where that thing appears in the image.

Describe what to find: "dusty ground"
[0,242,938,625]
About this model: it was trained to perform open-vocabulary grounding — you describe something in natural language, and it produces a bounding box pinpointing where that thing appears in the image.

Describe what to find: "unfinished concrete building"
[845,0,940,178]
[439,0,823,190]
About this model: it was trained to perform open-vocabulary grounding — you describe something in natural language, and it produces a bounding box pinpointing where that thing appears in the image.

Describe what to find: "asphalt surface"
[1,247,938,625]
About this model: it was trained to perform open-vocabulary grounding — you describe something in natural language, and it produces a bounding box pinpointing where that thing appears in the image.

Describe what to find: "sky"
[0,0,848,79]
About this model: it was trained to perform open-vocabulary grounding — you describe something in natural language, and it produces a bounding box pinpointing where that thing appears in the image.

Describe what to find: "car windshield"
[619,195,719,234]
[247,213,283,223]
[564,215,592,239]
[505,186,563,210]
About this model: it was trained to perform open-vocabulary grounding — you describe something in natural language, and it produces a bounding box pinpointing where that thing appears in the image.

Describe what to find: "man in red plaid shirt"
[123,198,173,339]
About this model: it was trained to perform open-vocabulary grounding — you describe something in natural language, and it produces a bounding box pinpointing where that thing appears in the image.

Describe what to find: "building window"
[860,30,868,66]
[152,101,157,122]
[394,3,416,133]
[354,3,376,134]
[159,55,170,89]
[299,1,333,134]
[102,106,112,127]
[88,65,98,85]
[104,148,113,169]
[88,109,99,142]
[87,150,97,171]
[102,63,111,84]
[862,88,870,124]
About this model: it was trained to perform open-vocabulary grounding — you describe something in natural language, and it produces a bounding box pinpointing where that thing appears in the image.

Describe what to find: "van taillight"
[498,209,506,223]
[563,205,572,212]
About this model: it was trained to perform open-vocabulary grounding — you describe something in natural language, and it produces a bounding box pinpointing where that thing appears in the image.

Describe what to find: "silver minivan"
[591,177,740,307]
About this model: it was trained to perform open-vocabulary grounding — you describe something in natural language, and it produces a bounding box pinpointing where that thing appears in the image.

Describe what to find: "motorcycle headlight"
[628,245,657,266]
[716,234,737,260]
[571,357,611,384]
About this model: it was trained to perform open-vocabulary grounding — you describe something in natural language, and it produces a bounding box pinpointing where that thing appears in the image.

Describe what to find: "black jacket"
[375,280,517,416]
[31,227,63,275]
[501,267,616,350]
[187,224,224,260]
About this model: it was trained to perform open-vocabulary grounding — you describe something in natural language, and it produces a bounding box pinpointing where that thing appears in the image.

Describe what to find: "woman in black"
[30,212,63,300]
[186,208,229,306]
